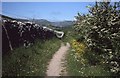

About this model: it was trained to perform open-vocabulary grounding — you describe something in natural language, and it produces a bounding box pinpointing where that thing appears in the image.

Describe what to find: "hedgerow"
[74,1,120,75]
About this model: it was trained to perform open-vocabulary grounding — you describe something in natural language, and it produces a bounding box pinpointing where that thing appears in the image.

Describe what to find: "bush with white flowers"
[74,1,120,75]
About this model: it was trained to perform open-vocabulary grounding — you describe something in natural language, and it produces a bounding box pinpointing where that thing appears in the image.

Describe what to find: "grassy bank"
[62,27,111,76]
[2,38,61,76]
[66,48,111,76]
[63,34,111,76]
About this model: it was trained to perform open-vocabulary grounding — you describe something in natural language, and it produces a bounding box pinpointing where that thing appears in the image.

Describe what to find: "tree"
[74,1,120,75]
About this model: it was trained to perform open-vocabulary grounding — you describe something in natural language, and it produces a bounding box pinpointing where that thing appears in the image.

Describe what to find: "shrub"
[74,1,120,75]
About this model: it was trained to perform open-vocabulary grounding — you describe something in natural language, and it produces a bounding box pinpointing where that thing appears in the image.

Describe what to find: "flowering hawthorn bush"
[74,1,120,75]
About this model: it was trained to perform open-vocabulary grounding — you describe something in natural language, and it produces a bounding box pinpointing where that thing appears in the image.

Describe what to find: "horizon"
[2,2,95,22]
[1,14,75,22]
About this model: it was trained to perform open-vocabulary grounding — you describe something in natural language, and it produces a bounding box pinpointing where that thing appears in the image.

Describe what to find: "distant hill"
[31,19,72,31]
[1,14,29,22]
[1,14,74,27]
[51,21,74,27]
[32,19,51,26]
[15,18,29,22]
[1,14,16,20]
[32,19,74,27]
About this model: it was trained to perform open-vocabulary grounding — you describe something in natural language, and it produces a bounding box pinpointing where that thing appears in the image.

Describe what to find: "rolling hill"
[1,14,74,27]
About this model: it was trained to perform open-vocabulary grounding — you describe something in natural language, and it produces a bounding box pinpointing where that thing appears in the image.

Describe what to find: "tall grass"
[66,48,111,76]
[62,26,111,76]
[2,37,61,76]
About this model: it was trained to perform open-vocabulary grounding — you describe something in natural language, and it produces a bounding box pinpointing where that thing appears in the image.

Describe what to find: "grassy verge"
[2,37,61,76]
[62,26,75,43]
[63,28,111,76]
[66,45,111,76]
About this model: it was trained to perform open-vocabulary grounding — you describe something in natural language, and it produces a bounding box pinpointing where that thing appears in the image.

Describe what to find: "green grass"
[61,26,112,76]
[66,48,111,76]
[62,26,75,43]
[2,38,61,76]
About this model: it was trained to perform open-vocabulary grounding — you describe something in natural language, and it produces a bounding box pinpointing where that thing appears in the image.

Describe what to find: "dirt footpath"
[46,43,70,76]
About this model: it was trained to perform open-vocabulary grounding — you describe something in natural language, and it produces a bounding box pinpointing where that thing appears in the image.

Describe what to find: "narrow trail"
[46,42,70,76]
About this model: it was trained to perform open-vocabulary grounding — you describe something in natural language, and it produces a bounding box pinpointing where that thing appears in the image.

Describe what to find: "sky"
[2,2,95,21]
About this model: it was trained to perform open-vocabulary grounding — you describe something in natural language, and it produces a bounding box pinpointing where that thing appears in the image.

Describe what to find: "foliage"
[74,1,120,75]
[70,39,86,57]
[71,39,87,65]
[2,38,61,76]
[66,47,111,76]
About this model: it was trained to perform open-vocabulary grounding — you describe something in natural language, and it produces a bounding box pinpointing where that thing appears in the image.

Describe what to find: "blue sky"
[2,2,94,21]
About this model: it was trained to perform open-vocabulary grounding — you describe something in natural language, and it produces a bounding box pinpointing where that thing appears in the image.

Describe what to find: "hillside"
[32,19,52,26]
[32,19,74,27]
[51,21,74,27]
[1,14,74,27]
